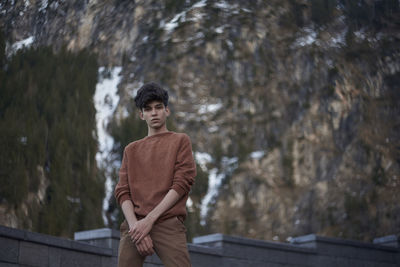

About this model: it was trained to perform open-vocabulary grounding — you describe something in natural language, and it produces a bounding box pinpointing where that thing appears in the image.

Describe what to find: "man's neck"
[147,127,169,137]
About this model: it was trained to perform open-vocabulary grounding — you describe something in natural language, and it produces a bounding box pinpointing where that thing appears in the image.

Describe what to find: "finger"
[143,237,155,255]
[136,243,146,256]
[144,236,153,246]
[129,227,136,235]
[148,249,154,255]
[143,242,153,256]
[136,234,145,244]
[148,237,154,247]
[133,234,140,242]
[132,232,139,242]
[147,245,155,255]
[129,231,135,239]
[146,237,154,248]
[145,247,153,255]
[142,237,149,246]
[141,238,151,252]
[136,246,143,256]
[142,243,153,255]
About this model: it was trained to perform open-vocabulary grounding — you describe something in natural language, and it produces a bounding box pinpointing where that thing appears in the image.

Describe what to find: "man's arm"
[117,147,155,256]
[129,189,180,243]
[121,200,155,256]
[121,200,138,228]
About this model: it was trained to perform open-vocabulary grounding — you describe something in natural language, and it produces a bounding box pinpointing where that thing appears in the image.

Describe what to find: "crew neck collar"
[145,131,174,139]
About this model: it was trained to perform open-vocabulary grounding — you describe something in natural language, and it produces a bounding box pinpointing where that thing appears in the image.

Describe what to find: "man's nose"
[151,108,157,115]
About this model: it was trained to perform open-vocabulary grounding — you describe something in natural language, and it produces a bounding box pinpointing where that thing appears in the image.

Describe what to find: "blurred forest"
[0,32,104,237]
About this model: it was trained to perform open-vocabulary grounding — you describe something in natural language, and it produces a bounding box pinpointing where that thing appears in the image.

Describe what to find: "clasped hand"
[129,217,155,256]
[133,234,154,256]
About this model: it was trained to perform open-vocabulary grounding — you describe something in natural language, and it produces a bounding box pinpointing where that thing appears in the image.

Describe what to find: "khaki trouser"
[118,217,191,267]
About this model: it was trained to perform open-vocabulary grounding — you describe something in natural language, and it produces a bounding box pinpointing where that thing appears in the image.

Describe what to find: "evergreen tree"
[0,31,104,237]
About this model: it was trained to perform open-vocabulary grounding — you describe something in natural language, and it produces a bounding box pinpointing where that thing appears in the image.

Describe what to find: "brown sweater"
[114,131,196,223]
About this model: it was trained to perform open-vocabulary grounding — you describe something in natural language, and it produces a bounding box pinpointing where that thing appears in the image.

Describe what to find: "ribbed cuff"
[118,194,132,206]
[171,184,186,197]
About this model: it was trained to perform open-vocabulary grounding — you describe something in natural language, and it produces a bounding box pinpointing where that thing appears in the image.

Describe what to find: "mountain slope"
[1,0,399,241]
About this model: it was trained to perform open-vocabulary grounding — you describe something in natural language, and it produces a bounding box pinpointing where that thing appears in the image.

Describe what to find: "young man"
[114,82,196,267]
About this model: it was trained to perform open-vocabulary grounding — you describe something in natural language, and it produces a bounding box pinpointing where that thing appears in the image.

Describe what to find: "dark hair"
[134,82,169,110]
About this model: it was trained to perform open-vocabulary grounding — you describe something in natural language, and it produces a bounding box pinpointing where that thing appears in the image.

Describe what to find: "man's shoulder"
[172,131,188,138]
[124,137,146,151]
[171,132,191,142]
[154,131,190,141]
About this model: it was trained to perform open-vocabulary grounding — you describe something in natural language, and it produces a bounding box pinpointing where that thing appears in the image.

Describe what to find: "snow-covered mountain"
[1,0,399,241]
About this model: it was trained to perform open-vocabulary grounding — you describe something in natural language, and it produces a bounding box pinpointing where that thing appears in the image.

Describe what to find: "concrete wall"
[0,226,115,267]
[1,225,399,267]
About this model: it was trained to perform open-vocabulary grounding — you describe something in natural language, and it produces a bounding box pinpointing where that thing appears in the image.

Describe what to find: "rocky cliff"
[1,0,399,241]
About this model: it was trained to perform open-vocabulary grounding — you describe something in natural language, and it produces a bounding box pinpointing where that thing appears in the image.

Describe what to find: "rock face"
[1,0,399,241]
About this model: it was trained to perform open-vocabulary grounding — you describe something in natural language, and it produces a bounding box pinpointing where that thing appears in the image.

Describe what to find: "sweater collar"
[145,131,174,140]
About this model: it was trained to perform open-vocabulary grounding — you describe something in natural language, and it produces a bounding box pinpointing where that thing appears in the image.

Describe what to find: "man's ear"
[165,106,171,117]
[139,111,144,120]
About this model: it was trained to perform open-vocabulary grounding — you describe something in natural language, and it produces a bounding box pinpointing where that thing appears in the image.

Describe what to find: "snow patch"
[296,28,317,46]
[20,136,28,145]
[226,39,234,50]
[11,36,34,52]
[214,1,231,10]
[164,11,186,33]
[39,0,48,12]
[186,197,194,212]
[128,82,143,100]
[198,102,223,115]
[200,156,238,225]
[192,0,207,9]
[67,196,81,204]
[214,1,245,14]
[354,29,366,39]
[330,27,347,47]
[200,168,225,223]
[195,152,212,171]
[162,0,207,34]
[250,150,265,160]
[50,1,59,10]
[94,66,122,224]
[294,25,348,48]
[208,125,219,133]
[215,25,226,34]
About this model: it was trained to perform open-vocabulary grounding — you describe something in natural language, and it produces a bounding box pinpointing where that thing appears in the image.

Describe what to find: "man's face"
[140,100,170,130]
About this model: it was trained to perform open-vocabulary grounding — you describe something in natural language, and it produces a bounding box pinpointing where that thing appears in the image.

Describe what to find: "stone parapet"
[291,234,399,266]
[1,225,399,267]
[0,225,115,267]
[373,235,400,248]
[74,228,120,256]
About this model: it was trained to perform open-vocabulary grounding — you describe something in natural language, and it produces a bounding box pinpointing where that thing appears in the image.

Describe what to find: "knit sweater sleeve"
[114,148,131,206]
[171,134,196,197]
